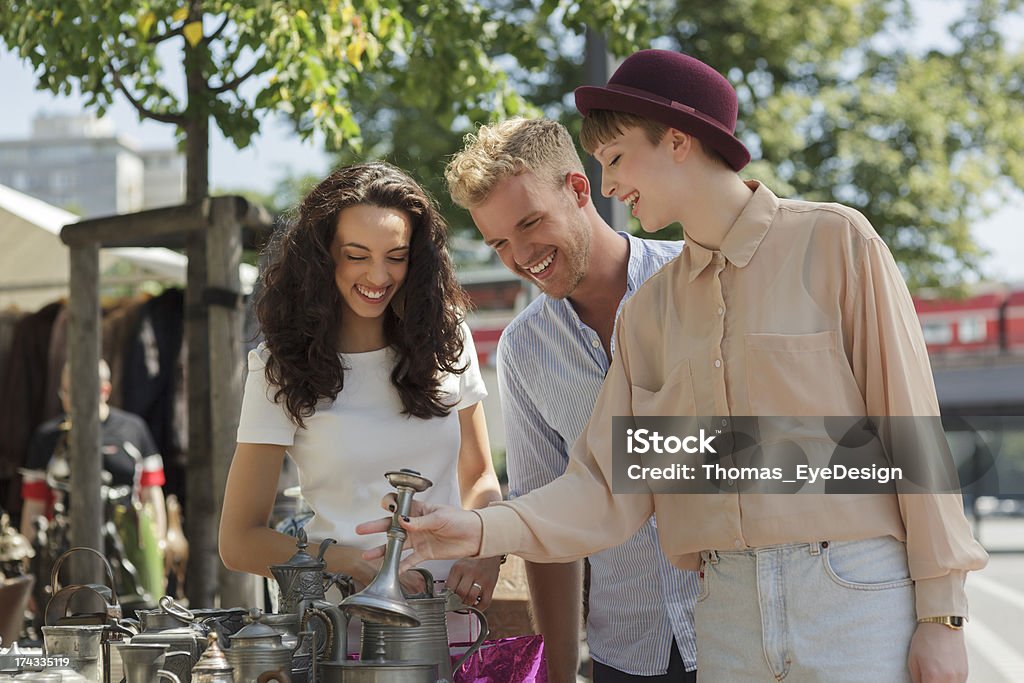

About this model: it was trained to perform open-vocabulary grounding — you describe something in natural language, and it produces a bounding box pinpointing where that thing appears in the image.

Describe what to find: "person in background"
[21,358,168,614]
[445,117,698,683]
[20,359,167,544]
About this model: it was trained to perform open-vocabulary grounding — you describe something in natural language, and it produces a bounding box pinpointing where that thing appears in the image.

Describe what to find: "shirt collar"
[685,180,779,282]
[622,231,647,294]
[555,231,639,323]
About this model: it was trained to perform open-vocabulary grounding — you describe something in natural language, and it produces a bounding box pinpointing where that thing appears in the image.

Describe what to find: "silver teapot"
[120,595,209,678]
[226,609,300,683]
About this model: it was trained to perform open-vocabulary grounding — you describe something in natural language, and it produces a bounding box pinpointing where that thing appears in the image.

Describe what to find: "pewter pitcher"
[359,570,488,683]
[121,595,209,679]
[269,530,350,671]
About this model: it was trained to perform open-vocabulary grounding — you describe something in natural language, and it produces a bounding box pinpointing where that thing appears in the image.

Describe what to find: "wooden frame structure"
[58,196,272,605]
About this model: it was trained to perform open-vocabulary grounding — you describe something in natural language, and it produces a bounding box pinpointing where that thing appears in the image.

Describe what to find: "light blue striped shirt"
[496,232,698,675]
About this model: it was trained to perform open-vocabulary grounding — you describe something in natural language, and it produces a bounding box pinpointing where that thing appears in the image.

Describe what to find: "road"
[965,516,1024,682]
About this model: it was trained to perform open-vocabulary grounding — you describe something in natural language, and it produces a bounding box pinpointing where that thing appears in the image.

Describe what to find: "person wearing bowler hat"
[358,50,988,682]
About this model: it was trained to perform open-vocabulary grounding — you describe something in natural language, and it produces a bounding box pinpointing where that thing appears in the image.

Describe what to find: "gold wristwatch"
[917,616,966,630]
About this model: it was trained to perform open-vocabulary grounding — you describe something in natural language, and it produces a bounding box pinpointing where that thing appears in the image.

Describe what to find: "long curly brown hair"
[255,161,470,426]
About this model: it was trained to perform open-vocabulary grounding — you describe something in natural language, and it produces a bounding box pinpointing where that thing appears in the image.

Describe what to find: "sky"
[0,0,1020,281]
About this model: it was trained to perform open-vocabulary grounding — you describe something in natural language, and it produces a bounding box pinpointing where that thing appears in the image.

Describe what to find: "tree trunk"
[583,27,626,231]
[182,11,218,608]
[207,197,258,608]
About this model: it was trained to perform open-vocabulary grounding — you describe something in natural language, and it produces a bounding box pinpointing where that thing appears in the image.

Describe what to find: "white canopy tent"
[0,183,257,311]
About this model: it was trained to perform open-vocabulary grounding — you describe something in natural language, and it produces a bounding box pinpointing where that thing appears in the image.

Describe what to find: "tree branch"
[203,14,231,45]
[109,67,187,125]
[209,61,259,94]
[148,26,183,45]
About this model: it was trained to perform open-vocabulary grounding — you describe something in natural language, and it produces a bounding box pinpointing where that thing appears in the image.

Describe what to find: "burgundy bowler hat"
[575,49,751,172]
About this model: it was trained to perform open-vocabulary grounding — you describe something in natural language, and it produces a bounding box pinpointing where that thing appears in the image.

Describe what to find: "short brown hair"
[579,109,731,169]
[446,118,586,209]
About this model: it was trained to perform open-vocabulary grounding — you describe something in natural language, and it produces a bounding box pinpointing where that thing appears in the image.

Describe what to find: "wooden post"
[207,197,257,606]
[67,243,103,584]
[185,218,217,607]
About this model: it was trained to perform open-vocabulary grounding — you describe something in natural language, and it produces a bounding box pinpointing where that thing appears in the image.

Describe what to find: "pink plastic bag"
[452,635,548,683]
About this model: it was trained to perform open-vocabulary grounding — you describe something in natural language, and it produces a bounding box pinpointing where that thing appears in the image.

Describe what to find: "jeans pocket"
[821,537,913,591]
[697,557,711,602]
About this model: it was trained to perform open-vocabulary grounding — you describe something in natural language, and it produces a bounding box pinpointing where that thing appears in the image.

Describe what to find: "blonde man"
[446,118,698,683]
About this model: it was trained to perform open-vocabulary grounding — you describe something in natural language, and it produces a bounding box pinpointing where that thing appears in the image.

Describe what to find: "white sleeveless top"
[237,323,487,583]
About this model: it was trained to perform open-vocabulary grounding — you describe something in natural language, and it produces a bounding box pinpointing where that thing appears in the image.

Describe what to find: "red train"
[464,273,1024,363]
[914,283,1024,357]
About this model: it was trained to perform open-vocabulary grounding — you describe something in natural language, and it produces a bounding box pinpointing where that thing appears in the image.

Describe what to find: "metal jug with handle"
[269,530,351,675]
[359,568,488,683]
[41,624,106,682]
[119,595,208,679]
[43,547,131,683]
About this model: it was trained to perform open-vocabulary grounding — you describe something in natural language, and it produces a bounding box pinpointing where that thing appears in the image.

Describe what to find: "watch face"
[950,616,966,628]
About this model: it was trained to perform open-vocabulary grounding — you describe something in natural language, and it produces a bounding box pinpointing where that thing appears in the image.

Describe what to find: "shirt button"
[591,339,600,348]
[714,359,722,368]
[717,307,724,316]
[734,539,743,549]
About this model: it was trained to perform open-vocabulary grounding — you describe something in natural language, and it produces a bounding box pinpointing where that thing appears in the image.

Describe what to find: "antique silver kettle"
[226,609,299,683]
[269,530,350,670]
[121,595,209,676]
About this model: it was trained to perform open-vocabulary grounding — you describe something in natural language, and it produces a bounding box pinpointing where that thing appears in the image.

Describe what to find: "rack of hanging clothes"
[0,289,187,528]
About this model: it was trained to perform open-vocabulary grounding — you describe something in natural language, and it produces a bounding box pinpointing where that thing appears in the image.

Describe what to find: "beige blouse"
[479,181,988,618]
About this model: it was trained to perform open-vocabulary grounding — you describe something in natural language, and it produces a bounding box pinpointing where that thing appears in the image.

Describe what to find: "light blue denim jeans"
[695,536,915,682]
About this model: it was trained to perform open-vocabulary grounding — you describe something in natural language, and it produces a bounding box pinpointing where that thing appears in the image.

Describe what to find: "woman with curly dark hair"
[219,162,502,634]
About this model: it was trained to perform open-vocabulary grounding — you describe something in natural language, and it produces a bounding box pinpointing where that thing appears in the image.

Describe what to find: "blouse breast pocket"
[631,358,696,417]
[745,331,863,416]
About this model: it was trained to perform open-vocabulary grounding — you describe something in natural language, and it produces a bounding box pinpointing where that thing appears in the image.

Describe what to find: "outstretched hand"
[355,496,484,573]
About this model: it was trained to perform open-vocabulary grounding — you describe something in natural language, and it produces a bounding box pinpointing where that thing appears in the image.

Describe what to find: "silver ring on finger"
[471,581,483,592]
